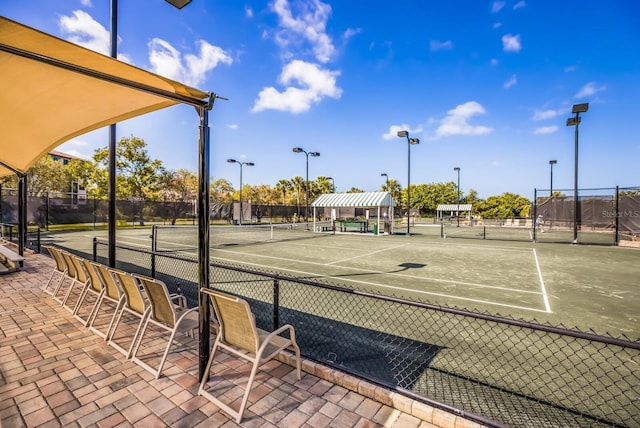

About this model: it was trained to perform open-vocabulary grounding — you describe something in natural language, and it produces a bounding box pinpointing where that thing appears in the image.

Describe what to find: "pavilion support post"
[197,104,211,380]
[17,173,26,264]
[108,0,118,268]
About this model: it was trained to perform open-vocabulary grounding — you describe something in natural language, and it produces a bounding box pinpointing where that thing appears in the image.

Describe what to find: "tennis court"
[45,223,639,339]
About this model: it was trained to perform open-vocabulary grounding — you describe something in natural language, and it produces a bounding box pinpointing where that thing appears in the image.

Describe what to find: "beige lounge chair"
[198,288,301,423]
[72,258,105,326]
[107,270,150,358]
[41,245,67,295]
[53,251,78,304]
[60,253,90,313]
[87,263,125,339]
[129,275,198,379]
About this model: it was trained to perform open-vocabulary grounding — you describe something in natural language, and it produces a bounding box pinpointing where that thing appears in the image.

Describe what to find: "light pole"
[327,177,335,193]
[293,147,320,226]
[397,131,419,236]
[454,167,460,227]
[108,0,191,267]
[227,159,254,225]
[566,102,588,244]
[381,173,389,191]
[549,160,557,197]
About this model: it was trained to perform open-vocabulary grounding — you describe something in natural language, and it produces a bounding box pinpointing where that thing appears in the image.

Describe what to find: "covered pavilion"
[311,191,396,234]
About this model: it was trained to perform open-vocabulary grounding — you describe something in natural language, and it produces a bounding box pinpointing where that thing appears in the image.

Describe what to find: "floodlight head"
[310,152,320,157]
[397,130,408,138]
[381,173,388,177]
[454,167,460,172]
[292,147,303,153]
[566,117,580,126]
[549,160,557,165]
[409,138,420,145]
[165,0,192,9]
[572,103,589,114]
[227,159,237,163]
[326,176,333,180]
[245,162,255,167]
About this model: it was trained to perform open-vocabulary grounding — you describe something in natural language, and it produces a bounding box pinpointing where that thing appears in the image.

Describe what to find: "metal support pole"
[407,138,411,236]
[573,116,579,244]
[197,106,211,380]
[239,164,243,225]
[614,186,619,246]
[108,0,118,267]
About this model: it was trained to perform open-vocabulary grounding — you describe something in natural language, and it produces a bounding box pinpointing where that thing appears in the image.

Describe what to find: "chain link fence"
[80,238,640,428]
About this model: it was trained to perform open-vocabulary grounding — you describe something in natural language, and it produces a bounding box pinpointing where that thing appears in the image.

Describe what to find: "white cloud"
[513,1,526,10]
[251,60,342,113]
[575,81,606,99]
[245,5,254,18]
[502,34,521,53]
[81,0,93,7]
[564,64,578,72]
[382,125,422,141]
[148,38,232,87]
[227,124,239,130]
[271,0,335,63]
[59,11,110,56]
[434,101,493,139]
[492,1,506,13]
[532,108,564,121]
[430,40,454,51]
[490,58,499,66]
[493,22,502,29]
[534,126,558,135]
[503,74,517,88]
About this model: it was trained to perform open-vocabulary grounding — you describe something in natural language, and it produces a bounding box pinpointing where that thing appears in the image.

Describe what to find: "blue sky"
[2,0,639,198]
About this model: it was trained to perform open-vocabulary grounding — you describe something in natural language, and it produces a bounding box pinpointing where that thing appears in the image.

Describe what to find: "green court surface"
[44,225,639,339]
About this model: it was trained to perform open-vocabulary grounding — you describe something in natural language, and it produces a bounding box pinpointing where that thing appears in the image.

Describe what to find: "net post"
[532,189,537,242]
[483,226,486,239]
[92,236,97,262]
[441,222,444,238]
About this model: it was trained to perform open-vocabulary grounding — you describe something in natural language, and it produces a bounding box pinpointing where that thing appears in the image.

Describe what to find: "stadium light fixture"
[227,159,254,226]
[454,167,461,227]
[566,102,589,244]
[381,173,389,190]
[396,131,419,236]
[326,177,335,193]
[549,160,557,197]
[293,147,320,227]
[165,0,192,8]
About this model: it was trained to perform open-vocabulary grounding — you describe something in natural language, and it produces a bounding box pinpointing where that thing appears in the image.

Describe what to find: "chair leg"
[236,362,261,423]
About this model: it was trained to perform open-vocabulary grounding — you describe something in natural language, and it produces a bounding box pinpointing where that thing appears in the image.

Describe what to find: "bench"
[0,245,24,273]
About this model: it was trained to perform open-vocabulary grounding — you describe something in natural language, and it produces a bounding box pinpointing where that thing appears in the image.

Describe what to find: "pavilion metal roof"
[436,204,473,211]
[312,192,396,208]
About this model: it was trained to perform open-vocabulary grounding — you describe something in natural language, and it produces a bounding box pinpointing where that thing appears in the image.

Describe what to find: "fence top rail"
[92,238,640,350]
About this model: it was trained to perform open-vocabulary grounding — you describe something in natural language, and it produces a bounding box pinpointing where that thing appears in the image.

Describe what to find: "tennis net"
[151,222,330,252]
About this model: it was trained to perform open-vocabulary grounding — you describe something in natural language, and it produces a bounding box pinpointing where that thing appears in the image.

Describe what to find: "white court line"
[214,247,542,295]
[213,255,550,313]
[327,243,409,265]
[533,248,552,313]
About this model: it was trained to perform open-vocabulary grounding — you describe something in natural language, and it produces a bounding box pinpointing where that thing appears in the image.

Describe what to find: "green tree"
[274,179,292,205]
[211,177,234,202]
[314,176,334,195]
[476,192,531,219]
[93,136,164,200]
[346,187,364,193]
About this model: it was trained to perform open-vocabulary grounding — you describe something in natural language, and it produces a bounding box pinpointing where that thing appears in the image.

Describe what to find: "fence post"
[614,186,619,246]
[273,276,280,330]
[151,225,157,278]
[532,189,537,242]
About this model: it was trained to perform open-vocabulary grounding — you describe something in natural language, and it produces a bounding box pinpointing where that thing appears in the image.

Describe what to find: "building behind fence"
[62,238,638,428]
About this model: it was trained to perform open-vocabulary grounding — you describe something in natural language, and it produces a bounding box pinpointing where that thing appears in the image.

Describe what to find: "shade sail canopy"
[312,191,396,208]
[0,16,210,177]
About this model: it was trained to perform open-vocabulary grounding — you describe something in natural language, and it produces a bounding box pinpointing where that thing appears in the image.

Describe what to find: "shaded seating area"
[40,246,202,380]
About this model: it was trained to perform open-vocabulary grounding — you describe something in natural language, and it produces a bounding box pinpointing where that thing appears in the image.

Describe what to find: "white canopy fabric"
[0,16,210,177]
[311,191,396,208]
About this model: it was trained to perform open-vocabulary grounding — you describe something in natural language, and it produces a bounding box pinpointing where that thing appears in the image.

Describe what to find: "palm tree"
[274,179,292,205]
